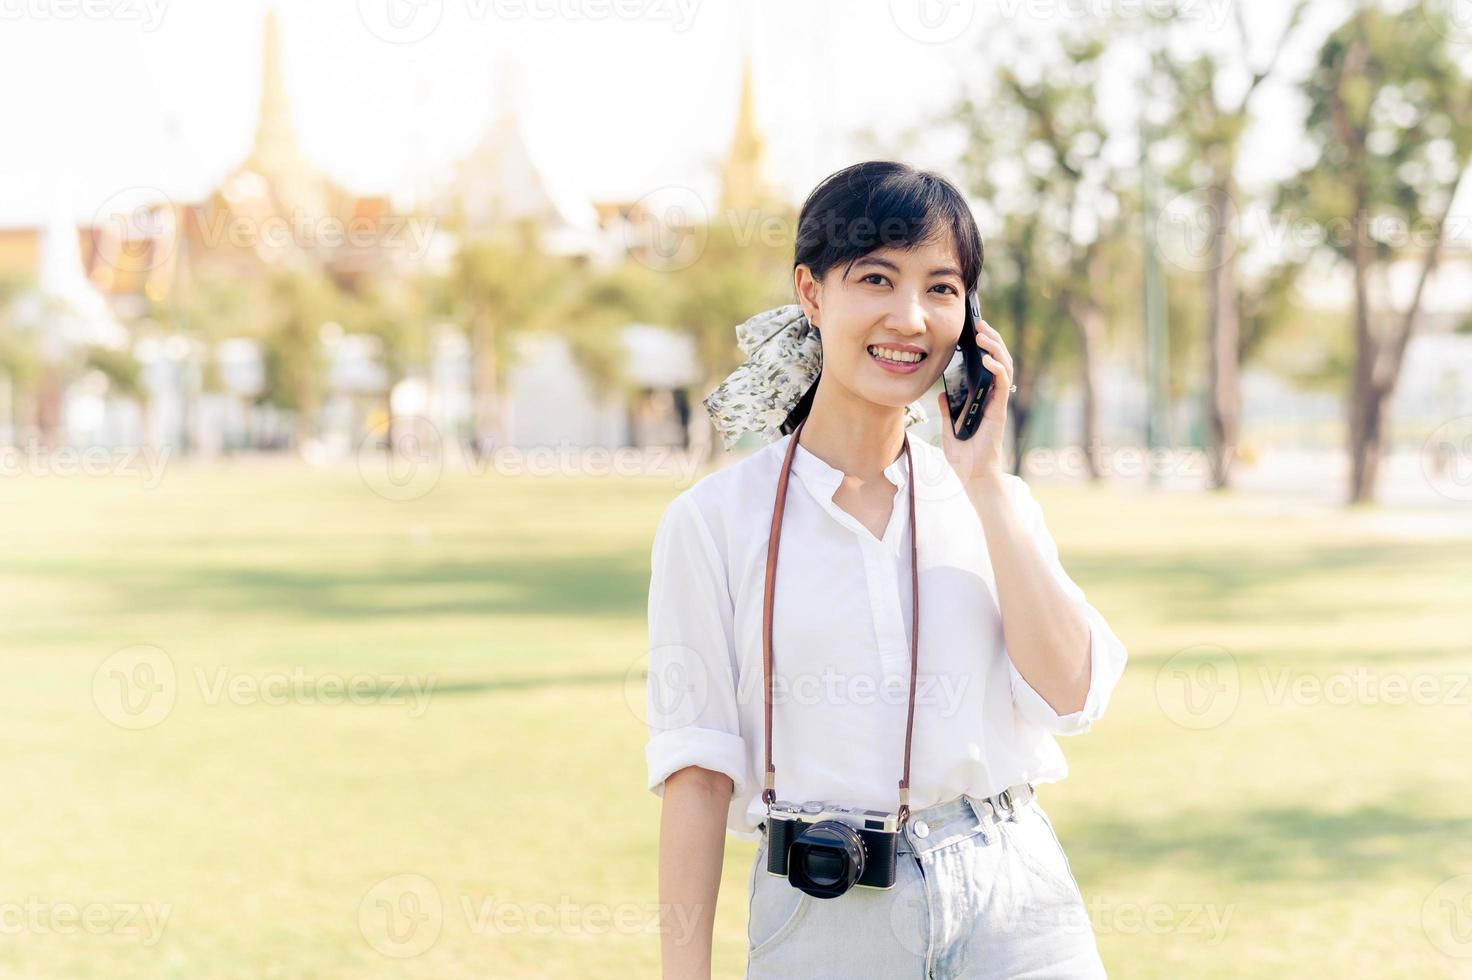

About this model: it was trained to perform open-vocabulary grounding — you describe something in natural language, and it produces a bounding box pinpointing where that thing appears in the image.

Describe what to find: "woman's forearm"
[659,765,731,980]
[965,475,1092,714]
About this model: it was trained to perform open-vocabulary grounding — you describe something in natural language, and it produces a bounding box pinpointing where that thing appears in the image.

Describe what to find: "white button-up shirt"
[644,431,1128,840]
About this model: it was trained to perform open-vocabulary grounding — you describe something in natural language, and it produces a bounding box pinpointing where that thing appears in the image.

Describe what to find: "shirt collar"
[786,433,913,499]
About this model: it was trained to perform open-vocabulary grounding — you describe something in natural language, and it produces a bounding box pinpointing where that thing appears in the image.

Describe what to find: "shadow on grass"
[7,535,1467,638]
[1064,797,1467,886]
[1121,644,1472,671]
[6,552,652,621]
[1068,540,1471,626]
[373,673,629,697]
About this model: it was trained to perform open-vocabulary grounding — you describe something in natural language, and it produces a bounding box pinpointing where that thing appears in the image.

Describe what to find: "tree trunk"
[1012,257,1036,473]
[1007,241,1032,477]
[1069,293,1105,482]
[469,314,501,454]
[383,385,396,454]
[1347,165,1464,504]
[1205,181,1241,490]
[36,364,63,449]
[1346,196,1378,505]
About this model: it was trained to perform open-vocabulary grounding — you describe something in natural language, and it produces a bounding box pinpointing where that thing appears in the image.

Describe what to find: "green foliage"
[439,221,573,391]
[83,344,142,399]
[950,18,1128,429]
[666,213,793,389]
[343,275,429,385]
[0,276,40,389]
[1142,0,1313,390]
[258,265,343,414]
[144,268,262,342]
[554,261,672,400]
[1284,3,1472,268]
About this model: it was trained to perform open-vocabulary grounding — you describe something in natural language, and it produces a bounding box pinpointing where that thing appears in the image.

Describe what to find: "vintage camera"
[764,801,901,899]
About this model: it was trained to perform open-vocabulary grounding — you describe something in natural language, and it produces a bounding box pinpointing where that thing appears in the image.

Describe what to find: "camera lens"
[787,821,865,899]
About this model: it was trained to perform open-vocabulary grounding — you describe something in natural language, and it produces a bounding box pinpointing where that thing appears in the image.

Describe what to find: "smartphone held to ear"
[941,289,994,440]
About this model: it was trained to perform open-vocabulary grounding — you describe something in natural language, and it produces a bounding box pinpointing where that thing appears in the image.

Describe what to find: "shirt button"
[912,819,929,839]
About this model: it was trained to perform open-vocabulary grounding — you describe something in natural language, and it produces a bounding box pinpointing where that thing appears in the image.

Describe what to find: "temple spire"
[247,7,300,176]
[719,53,777,213]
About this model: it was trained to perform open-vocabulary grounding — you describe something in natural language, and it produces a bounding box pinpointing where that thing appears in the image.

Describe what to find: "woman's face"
[795,234,967,415]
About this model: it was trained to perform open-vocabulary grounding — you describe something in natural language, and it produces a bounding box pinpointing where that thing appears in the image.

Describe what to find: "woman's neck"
[795,375,908,482]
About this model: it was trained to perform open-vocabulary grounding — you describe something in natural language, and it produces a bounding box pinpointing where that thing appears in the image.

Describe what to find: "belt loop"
[1001,782,1034,819]
[964,793,998,835]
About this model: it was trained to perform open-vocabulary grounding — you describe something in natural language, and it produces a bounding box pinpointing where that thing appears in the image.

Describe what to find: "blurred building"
[0,18,804,455]
[0,7,727,455]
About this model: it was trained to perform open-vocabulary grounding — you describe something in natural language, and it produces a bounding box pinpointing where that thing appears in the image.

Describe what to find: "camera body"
[764,800,901,898]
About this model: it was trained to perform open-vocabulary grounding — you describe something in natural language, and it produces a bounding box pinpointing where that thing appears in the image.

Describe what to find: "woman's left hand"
[935,319,1013,487]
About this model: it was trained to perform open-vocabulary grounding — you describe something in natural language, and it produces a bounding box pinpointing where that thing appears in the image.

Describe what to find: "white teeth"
[868,345,925,364]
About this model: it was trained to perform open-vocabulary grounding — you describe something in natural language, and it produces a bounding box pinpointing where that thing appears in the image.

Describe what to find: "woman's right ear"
[793,264,822,328]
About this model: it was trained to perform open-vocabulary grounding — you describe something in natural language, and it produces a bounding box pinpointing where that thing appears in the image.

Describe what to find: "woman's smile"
[867,343,929,374]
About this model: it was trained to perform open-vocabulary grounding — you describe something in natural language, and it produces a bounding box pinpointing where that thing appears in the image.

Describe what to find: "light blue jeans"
[746,788,1107,978]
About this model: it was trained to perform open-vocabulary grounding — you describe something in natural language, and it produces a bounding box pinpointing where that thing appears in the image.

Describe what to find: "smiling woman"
[647,161,1125,979]
[785,161,984,443]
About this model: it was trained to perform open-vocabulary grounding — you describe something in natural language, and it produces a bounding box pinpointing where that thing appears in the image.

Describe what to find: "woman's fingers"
[975,321,1014,375]
[982,353,1011,386]
[980,353,1011,433]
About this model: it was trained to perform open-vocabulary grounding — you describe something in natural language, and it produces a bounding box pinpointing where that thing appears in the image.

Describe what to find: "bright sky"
[0,0,1419,229]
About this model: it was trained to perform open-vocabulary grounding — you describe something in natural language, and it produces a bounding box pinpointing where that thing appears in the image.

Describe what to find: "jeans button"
[912,819,930,839]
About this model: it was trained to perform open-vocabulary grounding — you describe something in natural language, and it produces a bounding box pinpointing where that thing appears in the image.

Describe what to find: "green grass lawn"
[1,454,1469,979]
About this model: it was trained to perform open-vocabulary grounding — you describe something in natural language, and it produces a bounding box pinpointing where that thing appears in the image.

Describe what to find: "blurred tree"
[147,267,263,348]
[1149,1,1312,488]
[143,269,263,450]
[1283,2,1472,503]
[554,259,673,404]
[667,213,792,444]
[83,343,148,438]
[258,265,343,447]
[0,277,40,442]
[440,220,570,453]
[344,275,429,453]
[954,25,1127,478]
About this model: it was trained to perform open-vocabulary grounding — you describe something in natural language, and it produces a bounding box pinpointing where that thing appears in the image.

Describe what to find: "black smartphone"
[942,289,994,440]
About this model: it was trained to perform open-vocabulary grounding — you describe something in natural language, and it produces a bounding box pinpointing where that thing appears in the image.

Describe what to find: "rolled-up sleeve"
[1004,477,1128,736]
[644,492,750,800]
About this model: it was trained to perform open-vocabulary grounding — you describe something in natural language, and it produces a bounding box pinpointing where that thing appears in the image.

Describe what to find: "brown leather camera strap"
[761,414,921,824]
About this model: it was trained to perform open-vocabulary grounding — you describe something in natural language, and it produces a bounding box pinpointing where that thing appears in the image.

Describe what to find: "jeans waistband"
[895,781,1036,855]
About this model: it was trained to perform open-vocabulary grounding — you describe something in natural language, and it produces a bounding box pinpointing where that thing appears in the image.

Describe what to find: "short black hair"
[793,160,984,295]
